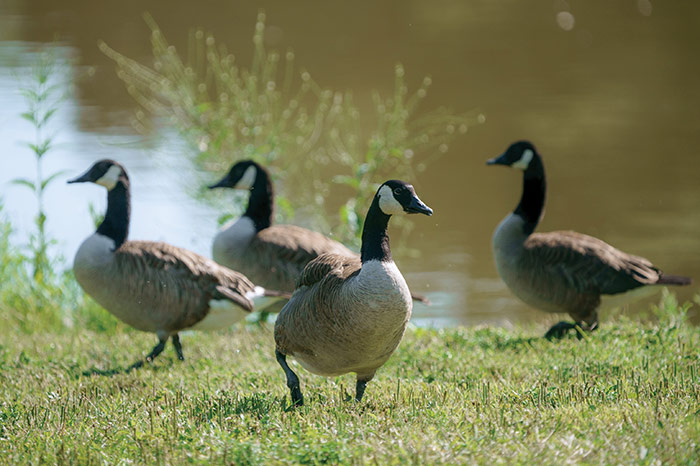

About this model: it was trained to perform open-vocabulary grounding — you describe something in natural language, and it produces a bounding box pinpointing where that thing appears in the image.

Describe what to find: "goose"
[208,160,430,303]
[273,180,433,406]
[487,141,692,338]
[68,159,287,368]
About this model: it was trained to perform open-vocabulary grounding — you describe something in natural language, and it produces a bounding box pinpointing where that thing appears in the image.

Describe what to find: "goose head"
[486,141,539,171]
[376,180,433,216]
[209,160,260,191]
[67,159,128,190]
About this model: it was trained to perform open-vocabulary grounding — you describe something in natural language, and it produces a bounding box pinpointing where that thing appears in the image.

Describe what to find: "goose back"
[74,235,255,333]
[215,223,355,292]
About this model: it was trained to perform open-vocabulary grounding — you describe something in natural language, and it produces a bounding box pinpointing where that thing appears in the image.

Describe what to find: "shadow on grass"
[78,358,176,378]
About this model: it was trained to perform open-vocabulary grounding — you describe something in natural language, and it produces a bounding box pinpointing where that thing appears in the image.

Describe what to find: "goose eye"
[393,188,402,195]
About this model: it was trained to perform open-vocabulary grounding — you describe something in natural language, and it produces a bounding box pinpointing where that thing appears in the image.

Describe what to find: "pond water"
[1,1,699,327]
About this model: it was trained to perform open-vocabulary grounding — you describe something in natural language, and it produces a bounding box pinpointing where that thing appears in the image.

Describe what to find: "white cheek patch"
[377,185,405,215]
[235,166,257,190]
[95,165,122,190]
[511,149,534,170]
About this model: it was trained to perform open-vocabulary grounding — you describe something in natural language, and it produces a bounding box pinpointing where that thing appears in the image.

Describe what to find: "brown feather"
[524,231,662,294]
[224,224,354,292]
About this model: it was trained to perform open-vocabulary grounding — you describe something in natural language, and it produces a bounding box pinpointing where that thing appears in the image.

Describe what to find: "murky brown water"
[2,0,699,326]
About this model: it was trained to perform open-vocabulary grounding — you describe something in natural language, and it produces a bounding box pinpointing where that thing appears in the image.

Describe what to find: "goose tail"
[261,287,294,300]
[410,292,431,305]
[657,274,692,286]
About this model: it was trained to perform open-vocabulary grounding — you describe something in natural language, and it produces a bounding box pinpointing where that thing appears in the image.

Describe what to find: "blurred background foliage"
[100,12,479,247]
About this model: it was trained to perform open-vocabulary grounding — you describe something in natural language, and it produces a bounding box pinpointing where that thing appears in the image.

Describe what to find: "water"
[1,1,699,327]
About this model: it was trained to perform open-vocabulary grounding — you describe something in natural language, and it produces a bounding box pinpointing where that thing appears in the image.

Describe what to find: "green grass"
[1,297,698,465]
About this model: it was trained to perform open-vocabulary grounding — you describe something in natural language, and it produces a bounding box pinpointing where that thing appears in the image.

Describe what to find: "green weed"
[100,12,481,245]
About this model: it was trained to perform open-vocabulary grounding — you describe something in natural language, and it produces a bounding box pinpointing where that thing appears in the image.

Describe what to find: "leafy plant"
[0,202,119,334]
[11,51,66,281]
[100,12,482,245]
[0,51,123,334]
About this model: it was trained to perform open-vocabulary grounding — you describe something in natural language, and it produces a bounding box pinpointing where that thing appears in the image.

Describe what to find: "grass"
[1,295,698,464]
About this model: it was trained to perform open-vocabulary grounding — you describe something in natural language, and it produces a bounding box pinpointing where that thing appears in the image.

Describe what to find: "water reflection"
[1,1,699,326]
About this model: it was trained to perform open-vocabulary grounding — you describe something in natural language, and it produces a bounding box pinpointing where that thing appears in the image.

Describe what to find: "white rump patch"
[599,285,661,312]
[512,149,534,170]
[377,185,404,215]
[95,165,122,190]
[245,286,266,300]
[193,299,249,330]
[235,165,257,190]
[247,286,286,311]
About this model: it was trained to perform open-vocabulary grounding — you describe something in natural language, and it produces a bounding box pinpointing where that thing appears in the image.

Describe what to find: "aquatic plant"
[100,12,481,245]
[11,51,66,281]
[0,51,122,334]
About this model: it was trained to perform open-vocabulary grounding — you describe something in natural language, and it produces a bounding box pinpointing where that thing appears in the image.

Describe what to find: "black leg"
[275,349,304,407]
[545,320,598,340]
[544,321,577,340]
[355,379,368,402]
[172,334,185,361]
[128,337,167,371]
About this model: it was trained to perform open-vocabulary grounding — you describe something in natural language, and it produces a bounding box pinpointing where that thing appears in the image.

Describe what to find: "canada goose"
[209,160,430,304]
[487,141,692,338]
[273,180,433,406]
[68,159,287,368]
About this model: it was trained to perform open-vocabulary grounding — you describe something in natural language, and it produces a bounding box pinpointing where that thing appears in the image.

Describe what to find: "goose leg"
[354,374,375,402]
[545,320,598,340]
[355,380,368,402]
[128,336,167,371]
[275,349,304,407]
[172,334,185,361]
[544,321,577,339]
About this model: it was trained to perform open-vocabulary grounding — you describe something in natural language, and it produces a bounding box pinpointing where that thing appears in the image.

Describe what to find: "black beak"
[405,196,433,216]
[67,170,92,184]
[208,175,230,190]
[486,153,508,166]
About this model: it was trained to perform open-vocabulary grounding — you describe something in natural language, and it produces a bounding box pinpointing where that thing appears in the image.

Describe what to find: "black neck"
[513,155,546,235]
[360,198,392,263]
[96,180,130,250]
[244,168,274,232]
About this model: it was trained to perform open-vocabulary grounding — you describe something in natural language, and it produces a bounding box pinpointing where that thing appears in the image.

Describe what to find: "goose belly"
[493,249,573,314]
[293,320,408,378]
[73,236,202,333]
[190,299,249,330]
[599,285,661,312]
[293,260,412,377]
[74,266,176,332]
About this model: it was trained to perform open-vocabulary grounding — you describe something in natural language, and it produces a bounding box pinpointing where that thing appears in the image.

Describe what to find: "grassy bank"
[1,295,698,465]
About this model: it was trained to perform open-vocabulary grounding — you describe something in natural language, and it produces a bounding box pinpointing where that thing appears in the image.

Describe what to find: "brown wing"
[523,231,661,295]
[253,225,354,267]
[239,225,355,291]
[275,253,362,356]
[118,241,256,314]
[296,253,362,288]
